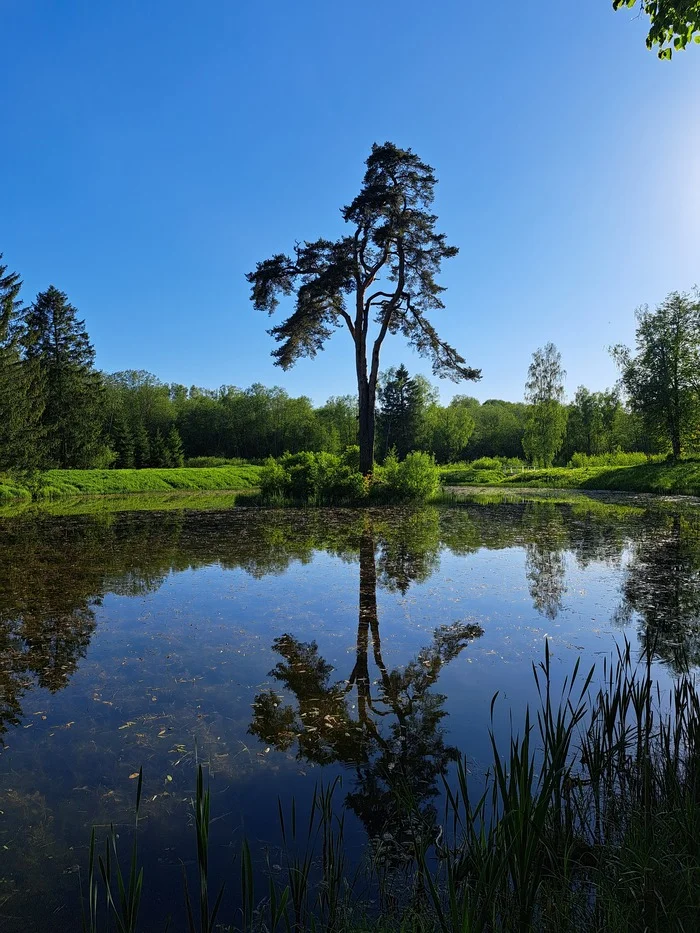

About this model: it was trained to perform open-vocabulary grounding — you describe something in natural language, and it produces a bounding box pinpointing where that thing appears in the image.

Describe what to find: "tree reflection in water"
[249,522,483,859]
[615,512,700,671]
[1,500,700,744]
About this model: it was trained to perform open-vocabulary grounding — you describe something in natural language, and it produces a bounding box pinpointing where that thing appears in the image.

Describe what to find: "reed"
[82,644,700,931]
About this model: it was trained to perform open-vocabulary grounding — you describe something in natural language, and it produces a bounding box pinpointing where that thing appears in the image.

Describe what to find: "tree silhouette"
[247,142,480,474]
[249,521,483,856]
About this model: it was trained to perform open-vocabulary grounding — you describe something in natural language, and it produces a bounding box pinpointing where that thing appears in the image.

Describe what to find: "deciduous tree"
[612,291,700,458]
[522,343,567,467]
[614,0,700,58]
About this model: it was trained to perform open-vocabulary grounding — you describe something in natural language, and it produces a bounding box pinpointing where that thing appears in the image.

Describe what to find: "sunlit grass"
[443,459,700,497]
[0,465,262,505]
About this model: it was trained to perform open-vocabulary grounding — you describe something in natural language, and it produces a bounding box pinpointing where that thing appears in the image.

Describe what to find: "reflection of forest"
[614,513,700,670]
[1,499,699,736]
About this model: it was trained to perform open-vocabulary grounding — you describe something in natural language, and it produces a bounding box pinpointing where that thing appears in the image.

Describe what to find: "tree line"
[1,250,697,471]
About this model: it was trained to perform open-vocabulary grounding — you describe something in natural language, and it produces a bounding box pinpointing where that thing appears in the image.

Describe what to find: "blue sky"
[2,1,699,404]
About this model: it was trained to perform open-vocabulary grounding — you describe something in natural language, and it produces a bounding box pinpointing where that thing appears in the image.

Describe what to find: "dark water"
[1,494,699,930]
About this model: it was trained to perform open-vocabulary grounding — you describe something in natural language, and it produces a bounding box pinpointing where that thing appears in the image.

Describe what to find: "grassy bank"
[3,458,700,509]
[0,465,262,503]
[442,458,700,496]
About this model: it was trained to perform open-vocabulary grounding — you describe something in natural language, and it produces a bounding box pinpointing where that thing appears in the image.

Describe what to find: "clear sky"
[2,1,699,404]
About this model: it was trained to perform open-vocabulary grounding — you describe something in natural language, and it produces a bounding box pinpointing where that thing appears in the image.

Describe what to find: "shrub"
[259,449,368,504]
[377,450,440,501]
[567,451,656,469]
[315,452,368,502]
[470,456,504,472]
[259,456,290,500]
[341,445,361,472]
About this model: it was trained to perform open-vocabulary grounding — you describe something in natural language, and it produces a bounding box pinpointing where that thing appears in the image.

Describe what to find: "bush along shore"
[258,448,440,504]
[82,642,700,932]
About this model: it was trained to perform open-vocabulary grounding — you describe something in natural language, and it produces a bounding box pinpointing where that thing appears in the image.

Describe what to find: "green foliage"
[131,417,151,468]
[110,410,135,468]
[442,457,700,496]
[375,449,441,501]
[523,343,568,467]
[184,456,250,468]
[568,450,657,468]
[0,475,32,503]
[465,397,529,460]
[614,0,700,58]
[0,255,45,471]
[562,386,632,461]
[420,396,475,463]
[613,291,700,459]
[247,141,479,473]
[166,425,185,467]
[377,364,435,459]
[259,449,368,504]
[21,285,104,468]
[470,456,504,471]
[314,395,358,453]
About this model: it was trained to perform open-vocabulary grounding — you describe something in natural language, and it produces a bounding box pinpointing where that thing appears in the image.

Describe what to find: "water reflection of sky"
[0,500,698,930]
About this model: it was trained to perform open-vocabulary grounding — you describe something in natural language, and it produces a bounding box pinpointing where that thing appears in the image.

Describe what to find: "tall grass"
[82,643,700,931]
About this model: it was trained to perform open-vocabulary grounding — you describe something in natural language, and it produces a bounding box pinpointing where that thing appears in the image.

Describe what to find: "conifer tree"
[248,142,480,474]
[377,364,432,459]
[0,255,44,470]
[132,418,151,468]
[111,410,135,468]
[21,286,104,468]
[150,429,170,467]
[166,425,185,467]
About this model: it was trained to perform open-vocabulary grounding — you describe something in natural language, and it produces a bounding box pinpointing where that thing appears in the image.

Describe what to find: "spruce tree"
[377,365,432,459]
[21,286,104,468]
[166,425,185,467]
[150,429,170,467]
[111,410,135,468]
[132,418,151,468]
[0,255,44,470]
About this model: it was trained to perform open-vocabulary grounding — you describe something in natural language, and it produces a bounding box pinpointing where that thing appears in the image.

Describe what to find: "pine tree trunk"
[358,377,376,475]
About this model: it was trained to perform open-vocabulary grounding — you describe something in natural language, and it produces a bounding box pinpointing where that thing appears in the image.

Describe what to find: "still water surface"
[1,494,699,929]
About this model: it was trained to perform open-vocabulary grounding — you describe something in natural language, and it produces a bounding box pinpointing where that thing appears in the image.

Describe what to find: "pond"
[1,493,699,930]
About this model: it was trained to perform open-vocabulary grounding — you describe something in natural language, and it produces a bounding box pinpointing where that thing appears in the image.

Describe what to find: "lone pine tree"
[247,142,480,474]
